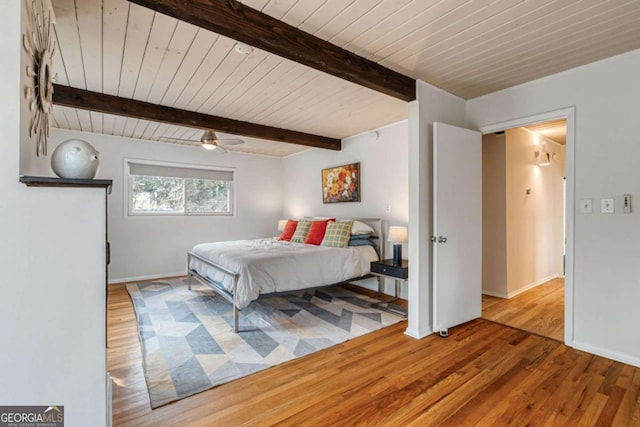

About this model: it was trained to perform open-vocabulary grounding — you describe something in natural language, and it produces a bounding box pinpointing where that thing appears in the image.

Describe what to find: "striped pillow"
[290,219,312,243]
[321,220,353,248]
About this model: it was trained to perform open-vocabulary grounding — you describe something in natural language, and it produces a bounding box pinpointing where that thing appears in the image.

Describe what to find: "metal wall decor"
[23,0,56,156]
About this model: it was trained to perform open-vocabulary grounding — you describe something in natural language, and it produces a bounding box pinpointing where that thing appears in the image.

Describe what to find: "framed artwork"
[322,162,360,203]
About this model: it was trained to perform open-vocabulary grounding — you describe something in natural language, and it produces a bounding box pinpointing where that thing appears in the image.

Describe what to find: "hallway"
[482,278,564,341]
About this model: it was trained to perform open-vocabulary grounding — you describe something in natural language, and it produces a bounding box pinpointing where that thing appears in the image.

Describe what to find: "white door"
[433,122,482,334]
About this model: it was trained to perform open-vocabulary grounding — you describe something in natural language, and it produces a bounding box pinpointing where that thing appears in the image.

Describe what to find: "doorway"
[480,119,568,341]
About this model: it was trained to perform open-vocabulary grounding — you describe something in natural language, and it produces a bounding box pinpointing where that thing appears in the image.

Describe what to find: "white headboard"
[304,217,384,259]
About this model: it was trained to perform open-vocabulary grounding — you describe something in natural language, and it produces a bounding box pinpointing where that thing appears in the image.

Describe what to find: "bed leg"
[186,253,192,290]
[233,306,239,333]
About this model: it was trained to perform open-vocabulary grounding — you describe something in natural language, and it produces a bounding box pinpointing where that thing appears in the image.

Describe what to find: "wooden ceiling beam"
[52,84,342,151]
[128,0,416,102]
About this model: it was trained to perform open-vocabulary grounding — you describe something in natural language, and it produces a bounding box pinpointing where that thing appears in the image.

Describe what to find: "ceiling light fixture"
[201,129,219,150]
[234,42,254,55]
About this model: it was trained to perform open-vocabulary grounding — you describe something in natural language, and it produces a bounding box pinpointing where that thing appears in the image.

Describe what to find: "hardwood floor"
[482,278,565,341]
[108,281,640,426]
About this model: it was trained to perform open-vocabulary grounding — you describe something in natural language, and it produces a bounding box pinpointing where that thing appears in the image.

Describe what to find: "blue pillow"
[348,238,376,247]
[349,233,373,240]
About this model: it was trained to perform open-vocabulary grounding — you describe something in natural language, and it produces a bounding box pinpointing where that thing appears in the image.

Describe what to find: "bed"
[187,218,384,332]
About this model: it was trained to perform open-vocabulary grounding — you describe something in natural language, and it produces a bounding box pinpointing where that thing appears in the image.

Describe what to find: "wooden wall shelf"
[20,176,112,191]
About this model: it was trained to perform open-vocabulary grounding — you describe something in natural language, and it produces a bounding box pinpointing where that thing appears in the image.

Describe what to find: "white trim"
[506,274,560,298]
[477,106,576,347]
[343,119,409,141]
[285,119,411,159]
[572,340,640,369]
[481,290,508,298]
[106,372,112,427]
[478,107,575,134]
[404,327,433,339]
[108,271,185,285]
[281,147,315,158]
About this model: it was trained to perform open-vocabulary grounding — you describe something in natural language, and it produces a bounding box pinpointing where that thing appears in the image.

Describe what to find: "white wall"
[505,128,565,295]
[281,121,408,296]
[482,130,566,298]
[0,2,106,425]
[41,129,285,282]
[482,133,507,296]
[407,81,467,338]
[467,49,640,367]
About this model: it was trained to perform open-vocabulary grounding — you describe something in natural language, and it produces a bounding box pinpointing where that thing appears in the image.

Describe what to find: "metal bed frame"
[186,218,384,333]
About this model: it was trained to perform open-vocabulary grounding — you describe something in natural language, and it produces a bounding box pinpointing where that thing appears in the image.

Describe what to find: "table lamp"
[388,226,408,265]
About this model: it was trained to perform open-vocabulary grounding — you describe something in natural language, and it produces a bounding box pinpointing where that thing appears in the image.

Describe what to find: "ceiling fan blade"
[213,145,228,154]
[217,138,244,146]
[158,136,199,143]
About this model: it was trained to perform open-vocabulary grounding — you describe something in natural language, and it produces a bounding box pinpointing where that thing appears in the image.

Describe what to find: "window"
[128,162,234,215]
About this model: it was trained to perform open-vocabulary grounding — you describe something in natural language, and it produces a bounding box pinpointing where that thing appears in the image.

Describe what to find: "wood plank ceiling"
[51,0,640,157]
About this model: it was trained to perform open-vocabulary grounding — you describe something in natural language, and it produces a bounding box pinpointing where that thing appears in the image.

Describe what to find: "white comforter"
[189,238,378,309]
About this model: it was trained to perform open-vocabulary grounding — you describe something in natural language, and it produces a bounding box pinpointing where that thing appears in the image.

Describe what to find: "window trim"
[124,158,237,217]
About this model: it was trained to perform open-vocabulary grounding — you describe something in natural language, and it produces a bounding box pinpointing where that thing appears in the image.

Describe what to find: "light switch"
[601,198,614,214]
[623,194,632,214]
[580,199,592,213]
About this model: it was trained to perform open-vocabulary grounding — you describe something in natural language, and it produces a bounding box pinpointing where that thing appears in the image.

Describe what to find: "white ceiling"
[50,0,640,156]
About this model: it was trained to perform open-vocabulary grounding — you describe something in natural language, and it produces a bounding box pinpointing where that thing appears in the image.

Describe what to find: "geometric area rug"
[126,278,403,408]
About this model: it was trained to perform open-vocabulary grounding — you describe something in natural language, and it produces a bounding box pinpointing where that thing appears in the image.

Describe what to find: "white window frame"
[125,159,236,217]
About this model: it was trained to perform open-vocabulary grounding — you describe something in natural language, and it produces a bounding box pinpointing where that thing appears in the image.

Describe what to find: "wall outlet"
[386,204,391,213]
[601,198,614,214]
[580,199,592,213]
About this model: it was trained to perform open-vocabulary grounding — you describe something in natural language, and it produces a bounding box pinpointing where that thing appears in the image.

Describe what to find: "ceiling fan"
[159,130,245,152]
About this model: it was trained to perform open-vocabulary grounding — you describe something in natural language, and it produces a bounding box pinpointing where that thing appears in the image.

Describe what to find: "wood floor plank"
[482,278,565,341]
[108,279,640,426]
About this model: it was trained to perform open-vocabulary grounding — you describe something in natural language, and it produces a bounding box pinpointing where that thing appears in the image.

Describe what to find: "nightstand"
[370,259,408,317]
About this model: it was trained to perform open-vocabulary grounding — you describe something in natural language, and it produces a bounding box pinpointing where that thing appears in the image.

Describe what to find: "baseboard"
[404,326,433,339]
[482,289,508,298]
[108,271,185,285]
[572,340,640,368]
[506,274,560,298]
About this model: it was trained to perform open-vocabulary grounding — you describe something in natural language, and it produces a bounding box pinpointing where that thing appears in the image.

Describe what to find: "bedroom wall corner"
[406,80,468,339]
[280,121,409,297]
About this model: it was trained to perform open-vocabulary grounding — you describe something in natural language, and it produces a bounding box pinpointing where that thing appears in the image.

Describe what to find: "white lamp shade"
[277,220,288,232]
[388,226,408,243]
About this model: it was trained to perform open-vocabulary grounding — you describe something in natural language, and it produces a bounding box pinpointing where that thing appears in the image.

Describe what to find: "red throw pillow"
[304,218,336,245]
[279,220,298,241]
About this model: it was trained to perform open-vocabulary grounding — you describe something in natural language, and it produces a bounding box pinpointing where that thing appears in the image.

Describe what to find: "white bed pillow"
[350,220,375,235]
[305,217,375,236]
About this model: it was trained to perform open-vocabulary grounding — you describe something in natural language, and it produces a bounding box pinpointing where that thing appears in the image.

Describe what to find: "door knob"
[438,236,447,243]
[430,236,437,242]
